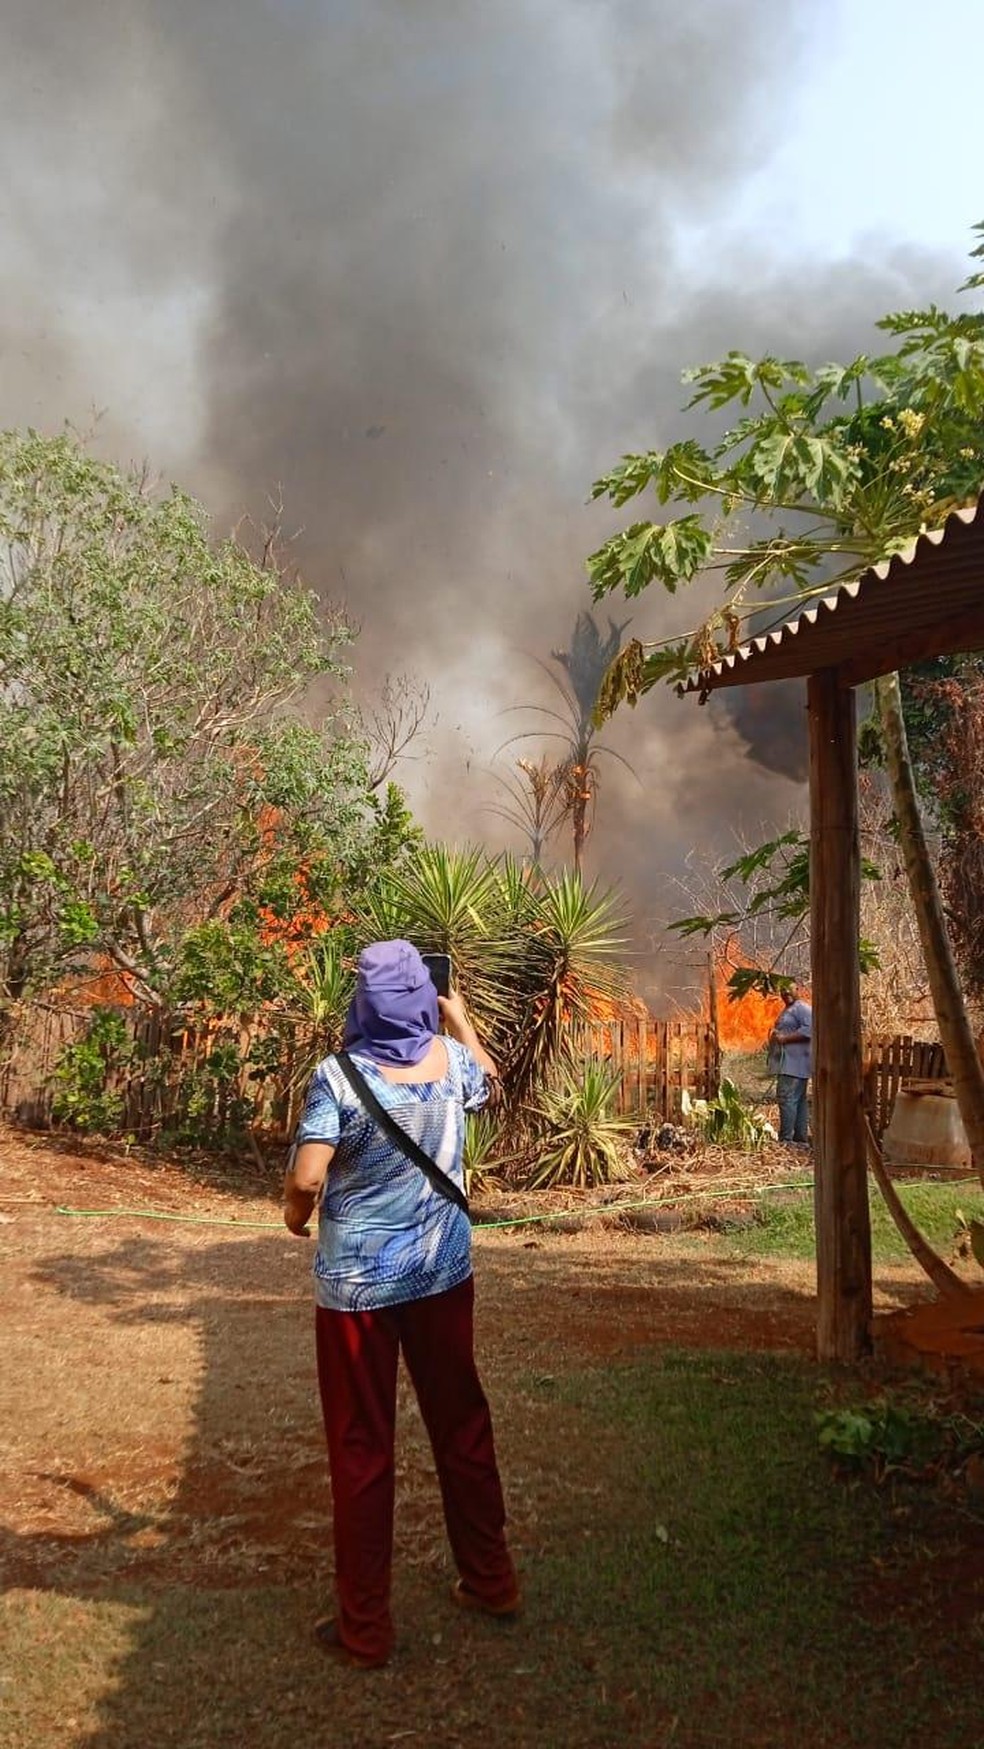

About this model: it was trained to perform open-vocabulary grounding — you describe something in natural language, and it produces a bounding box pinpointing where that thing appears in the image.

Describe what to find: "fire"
[583,954,789,1060]
[706,942,800,1053]
[716,981,782,1053]
[257,875,333,958]
[54,964,137,1008]
[584,991,649,1023]
[580,972,784,1065]
[582,989,663,1063]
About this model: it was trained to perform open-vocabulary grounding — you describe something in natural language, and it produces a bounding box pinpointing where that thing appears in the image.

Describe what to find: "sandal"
[450,1579,523,1619]
[312,1617,389,1669]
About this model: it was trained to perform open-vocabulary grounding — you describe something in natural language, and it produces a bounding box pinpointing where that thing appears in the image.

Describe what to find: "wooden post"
[808,667,872,1362]
[707,951,721,1092]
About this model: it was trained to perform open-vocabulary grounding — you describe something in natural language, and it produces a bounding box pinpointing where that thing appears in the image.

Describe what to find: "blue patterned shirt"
[295,1038,489,1312]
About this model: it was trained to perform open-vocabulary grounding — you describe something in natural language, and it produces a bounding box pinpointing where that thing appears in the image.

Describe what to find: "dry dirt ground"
[0,1129,948,1748]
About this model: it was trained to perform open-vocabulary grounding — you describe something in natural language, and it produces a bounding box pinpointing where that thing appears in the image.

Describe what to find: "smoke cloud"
[0,1,968,996]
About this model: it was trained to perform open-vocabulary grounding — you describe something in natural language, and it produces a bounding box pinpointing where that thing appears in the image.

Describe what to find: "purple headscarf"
[342,940,439,1066]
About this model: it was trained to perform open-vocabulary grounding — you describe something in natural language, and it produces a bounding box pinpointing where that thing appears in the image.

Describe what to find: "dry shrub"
[858,776,937,1038]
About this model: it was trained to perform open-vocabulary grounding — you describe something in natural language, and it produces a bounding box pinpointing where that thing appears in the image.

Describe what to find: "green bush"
[682,1076,776,1148]
[51,1009,133,1133]
[161,1029,255,1146]
[816,1396,984,1483]
[527,1058,636,1189]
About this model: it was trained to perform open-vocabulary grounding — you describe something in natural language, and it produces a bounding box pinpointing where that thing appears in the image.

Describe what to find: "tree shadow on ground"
[0,1223,948,1749]
[2,1119,282,1207]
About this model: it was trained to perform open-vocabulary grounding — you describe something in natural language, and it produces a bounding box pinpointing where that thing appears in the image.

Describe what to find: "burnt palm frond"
[487,755,570,865]
[499,612,635,874]
[550,612,631,727]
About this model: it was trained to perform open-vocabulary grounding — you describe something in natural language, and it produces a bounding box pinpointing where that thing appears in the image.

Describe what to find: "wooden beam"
[808,667,872,1362]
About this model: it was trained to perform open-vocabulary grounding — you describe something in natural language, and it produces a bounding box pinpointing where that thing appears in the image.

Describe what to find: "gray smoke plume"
[0,1,968,994]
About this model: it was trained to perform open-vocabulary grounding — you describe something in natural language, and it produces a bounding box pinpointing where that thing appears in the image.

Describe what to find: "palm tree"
[500,612,634,876]
[487,755,569,868]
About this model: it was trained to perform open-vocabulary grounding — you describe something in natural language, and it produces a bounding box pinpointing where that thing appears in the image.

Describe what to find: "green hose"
[54,1206,283,1229]
[53,1179,813,1234]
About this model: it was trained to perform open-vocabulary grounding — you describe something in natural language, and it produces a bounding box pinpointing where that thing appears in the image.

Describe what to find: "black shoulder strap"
[335,1051,469,1215]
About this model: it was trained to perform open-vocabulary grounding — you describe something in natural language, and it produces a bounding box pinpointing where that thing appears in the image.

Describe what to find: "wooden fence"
[0,1006,307,1142]
[576,1016,720,1119]
[1,1004,955,1144]
[1,1004,86,1129]
[862,1034,948,1139]
[0,1005,721,1138]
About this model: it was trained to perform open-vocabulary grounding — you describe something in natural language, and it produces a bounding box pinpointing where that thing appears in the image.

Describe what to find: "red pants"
[315,1274,516,1662]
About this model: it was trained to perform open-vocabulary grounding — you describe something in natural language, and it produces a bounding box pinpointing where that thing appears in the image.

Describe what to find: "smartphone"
[421,952,451,999]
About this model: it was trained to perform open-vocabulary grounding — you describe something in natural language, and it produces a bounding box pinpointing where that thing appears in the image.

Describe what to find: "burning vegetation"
[709,945,785,1056]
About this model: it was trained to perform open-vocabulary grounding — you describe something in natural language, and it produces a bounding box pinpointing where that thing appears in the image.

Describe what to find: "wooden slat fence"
[1,1006,952,1142]
[862,1033,948,1139]
[1,1004,721,1136]
[574,1017,720,1119]
[0,1005,311,1142]
[0,1005,83,1128]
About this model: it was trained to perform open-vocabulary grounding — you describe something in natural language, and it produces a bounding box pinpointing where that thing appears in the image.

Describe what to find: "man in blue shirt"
[769,983,812,1145]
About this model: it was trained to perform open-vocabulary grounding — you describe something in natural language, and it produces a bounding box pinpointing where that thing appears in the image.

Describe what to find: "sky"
[732,0,983,260]
[1,0,981,998]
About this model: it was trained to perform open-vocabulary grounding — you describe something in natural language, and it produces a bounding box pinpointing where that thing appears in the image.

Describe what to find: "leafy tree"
[0,430,410,1023]
[586,224,984,1183]
[670,827,883,996]
[31,834,630,1156]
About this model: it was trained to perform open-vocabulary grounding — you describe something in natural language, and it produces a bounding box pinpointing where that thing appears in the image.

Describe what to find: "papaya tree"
[587,222,984,1182]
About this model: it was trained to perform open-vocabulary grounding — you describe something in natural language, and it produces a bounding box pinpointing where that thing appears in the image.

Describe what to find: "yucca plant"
[358,844,527,1059]
[283,932,357,1090]
[491,852,543,934]
[505,870,629,1105]
[526,1057,636,1190]
[461,1108,519,1195]
[357,845,629,1111]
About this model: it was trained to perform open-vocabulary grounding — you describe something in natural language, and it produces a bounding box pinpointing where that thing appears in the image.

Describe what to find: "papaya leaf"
[668,910,742,938]
[720,832,803,884]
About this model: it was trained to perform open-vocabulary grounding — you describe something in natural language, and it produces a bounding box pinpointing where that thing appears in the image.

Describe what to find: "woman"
[283,939,519,1669]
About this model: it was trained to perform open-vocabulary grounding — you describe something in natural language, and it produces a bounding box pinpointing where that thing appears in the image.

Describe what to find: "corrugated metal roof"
[684,493,984,696]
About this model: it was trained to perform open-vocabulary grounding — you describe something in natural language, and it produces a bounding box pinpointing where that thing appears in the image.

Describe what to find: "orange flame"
[54,964,137,1008]
[582,989,664,1063]
[706,942,797,1053]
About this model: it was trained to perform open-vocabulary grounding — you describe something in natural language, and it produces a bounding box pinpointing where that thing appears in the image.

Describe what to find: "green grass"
[729,1180,984,1264]
[535,1350,982,1747]
[3,1351,982,1748]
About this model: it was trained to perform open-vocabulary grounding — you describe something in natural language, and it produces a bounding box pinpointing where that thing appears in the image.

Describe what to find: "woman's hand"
[283,1193,315,1237]
[438,991,470,1038]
